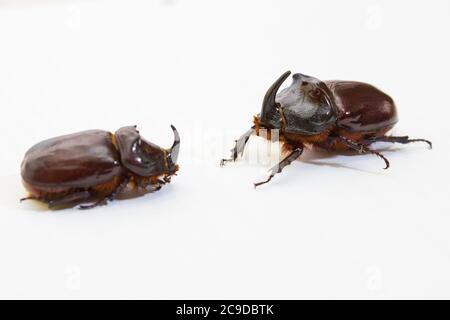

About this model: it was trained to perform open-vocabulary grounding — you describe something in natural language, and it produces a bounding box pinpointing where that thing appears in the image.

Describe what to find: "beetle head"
[115,125,180,177]
[260,71,338,135]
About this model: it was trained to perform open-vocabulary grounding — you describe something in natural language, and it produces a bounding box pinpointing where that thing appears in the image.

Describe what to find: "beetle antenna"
[261,71,291,123]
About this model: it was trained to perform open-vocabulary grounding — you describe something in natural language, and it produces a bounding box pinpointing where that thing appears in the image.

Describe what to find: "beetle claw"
[20,196,36,202]
[220,158,233,167]
[254,175,274,188]
[414,139,433,149]
[163,175,172,183]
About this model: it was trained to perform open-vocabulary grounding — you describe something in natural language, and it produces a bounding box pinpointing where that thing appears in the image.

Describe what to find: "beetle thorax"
[259,72,338,136]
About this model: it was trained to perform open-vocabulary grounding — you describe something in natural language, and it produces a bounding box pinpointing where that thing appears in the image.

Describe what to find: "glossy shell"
[21,130,123,189]
[273,73,337,135]
[115,126,168,177]
[325,81,398,133]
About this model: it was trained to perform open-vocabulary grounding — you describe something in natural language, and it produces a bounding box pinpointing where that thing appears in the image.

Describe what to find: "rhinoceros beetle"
[21,125,180,209]
[221,71,432,187]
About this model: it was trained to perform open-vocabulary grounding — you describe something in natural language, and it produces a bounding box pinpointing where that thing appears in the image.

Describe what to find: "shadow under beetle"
[21,125,180,209]
[221,71,432,186]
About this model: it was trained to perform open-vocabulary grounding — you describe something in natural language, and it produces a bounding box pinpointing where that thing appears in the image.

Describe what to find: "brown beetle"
[221,71,432,186]
[21,125,180,209]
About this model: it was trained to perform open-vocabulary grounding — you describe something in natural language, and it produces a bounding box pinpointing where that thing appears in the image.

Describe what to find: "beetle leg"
[334,136,390,169]
[254,147,304,188]
[220,128,254,166]
[79,176,130,210]
[47,191,92,209]
[152,184,163,192]
[20,195,40,202]
[365,135,432,149]
[157,177,169,185]
[277,106,288,131]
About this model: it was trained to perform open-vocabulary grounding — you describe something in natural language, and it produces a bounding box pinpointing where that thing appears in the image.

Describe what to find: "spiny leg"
[157,174,174,185]
[21,191,91,208]
[48,191,92,209]
[220,128,254,166]
[79,176,130,210]
[146,184,162,193]
[254,147,304,188]
[365,135,432,149]
[162,174,172,184]
[335,136,390,169]
[20,195,40,202]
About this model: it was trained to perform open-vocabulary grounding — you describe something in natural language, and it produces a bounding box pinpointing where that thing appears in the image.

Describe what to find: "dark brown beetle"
[21,125,180,209]
[221,71,432,186]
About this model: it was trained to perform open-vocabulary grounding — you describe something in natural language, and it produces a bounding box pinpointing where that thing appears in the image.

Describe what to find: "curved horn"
[169,125,180,164]
[261,70,291,122]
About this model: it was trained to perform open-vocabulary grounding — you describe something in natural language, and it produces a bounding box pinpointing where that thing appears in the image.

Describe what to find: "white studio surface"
[0,0,449,299]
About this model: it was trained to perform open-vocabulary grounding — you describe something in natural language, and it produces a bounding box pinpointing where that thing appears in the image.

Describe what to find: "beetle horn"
[168,125,180,165]
[261,70,291,123]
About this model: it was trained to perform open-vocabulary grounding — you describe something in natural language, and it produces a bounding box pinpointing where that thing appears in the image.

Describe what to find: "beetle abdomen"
[21,130,123,189]
[325,81,398,133]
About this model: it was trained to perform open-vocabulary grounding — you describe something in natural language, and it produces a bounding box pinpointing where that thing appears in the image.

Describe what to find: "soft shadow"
[297,145,408,174]
[0,177,176,213]
[0,174,48,212]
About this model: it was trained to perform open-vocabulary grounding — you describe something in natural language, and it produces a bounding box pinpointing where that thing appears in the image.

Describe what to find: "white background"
[0,0,449,299]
